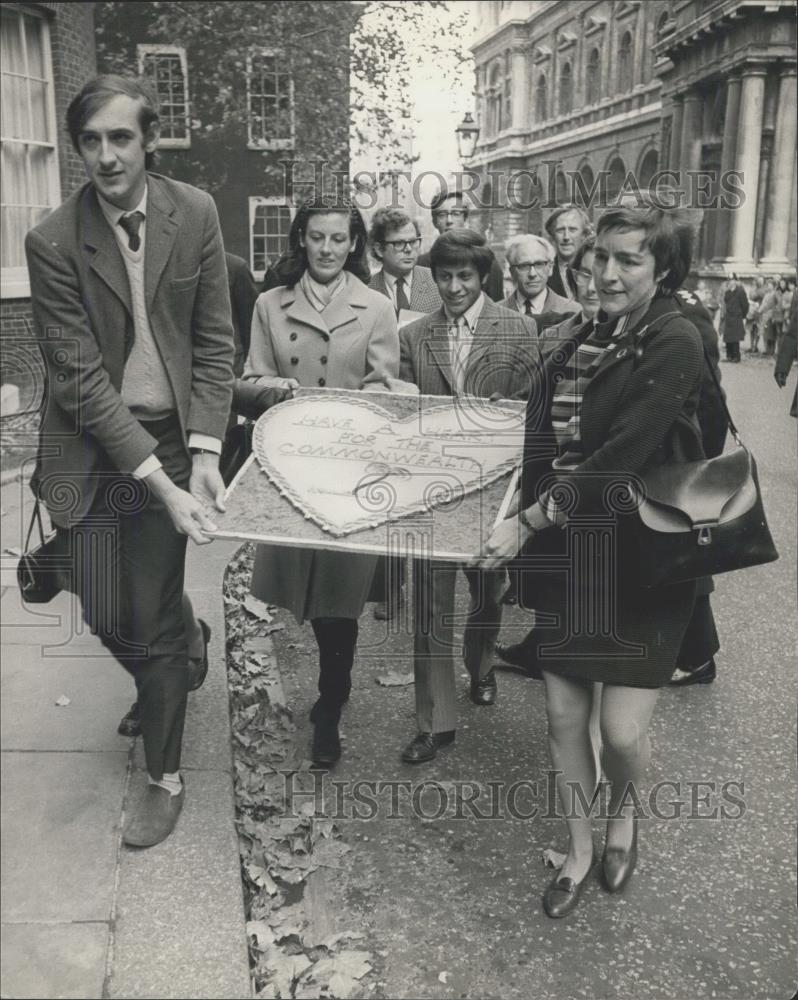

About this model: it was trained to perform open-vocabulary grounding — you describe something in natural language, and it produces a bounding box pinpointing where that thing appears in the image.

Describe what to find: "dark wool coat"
[515,294,705,687]
[722,285,749,343]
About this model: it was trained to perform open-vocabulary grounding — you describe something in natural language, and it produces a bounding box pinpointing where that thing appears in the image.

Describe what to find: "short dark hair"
[595,200,695,292]
[430,190,469,218]
[273,195,370,288]
[368,208,420,261]
[571,236,596,272]
[544,203,592,240]
[67,75,160,169]
[429,228,492,280]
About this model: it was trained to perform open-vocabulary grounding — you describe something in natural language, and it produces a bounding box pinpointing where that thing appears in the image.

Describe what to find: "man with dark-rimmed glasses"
[417,191,505,302]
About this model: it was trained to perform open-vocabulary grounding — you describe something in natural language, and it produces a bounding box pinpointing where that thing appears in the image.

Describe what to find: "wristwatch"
[190,447,217,456]
[518,507,536,533]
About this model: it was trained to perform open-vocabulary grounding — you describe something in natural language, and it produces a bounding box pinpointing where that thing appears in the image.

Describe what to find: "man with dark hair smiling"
[397,228,541,762]
[25,75,234,847]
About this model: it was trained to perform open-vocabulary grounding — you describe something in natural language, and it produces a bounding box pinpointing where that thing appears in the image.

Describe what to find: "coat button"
[289,332,298,341]
[318,377,326,387]
[320,355,328,364]
[290,357,299,365]
[321,333,330,342]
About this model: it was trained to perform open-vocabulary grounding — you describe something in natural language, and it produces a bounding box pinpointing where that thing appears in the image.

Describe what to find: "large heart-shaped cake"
[252,395,524,536]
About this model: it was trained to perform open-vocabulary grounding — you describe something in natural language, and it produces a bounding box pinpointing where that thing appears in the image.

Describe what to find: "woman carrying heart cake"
[480,199,706,918]
[242,195,401,767]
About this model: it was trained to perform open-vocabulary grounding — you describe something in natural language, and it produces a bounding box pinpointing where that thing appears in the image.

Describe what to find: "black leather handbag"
[16,500,66,604]
[629,353,778,588]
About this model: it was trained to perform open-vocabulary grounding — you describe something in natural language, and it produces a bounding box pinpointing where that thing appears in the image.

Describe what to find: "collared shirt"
[516,287,548,315]
[382,269,414,311]
[444,293,484,395]
[97,185,220,477]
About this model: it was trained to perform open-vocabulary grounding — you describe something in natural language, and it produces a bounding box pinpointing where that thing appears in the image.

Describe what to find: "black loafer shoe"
[667,659,716,687]
[123,780,185,848]
[470,669,497,706]
[187,619,211,692]
[602,817,638,893]
[401,730,455,764]
[118,701,141,738]
[543,855,596,918]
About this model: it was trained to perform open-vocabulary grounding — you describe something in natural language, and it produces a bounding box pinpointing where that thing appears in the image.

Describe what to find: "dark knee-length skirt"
[516,550,697,689]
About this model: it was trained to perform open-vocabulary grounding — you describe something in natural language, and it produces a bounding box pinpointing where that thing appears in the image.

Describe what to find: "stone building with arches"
[467,0,796,282]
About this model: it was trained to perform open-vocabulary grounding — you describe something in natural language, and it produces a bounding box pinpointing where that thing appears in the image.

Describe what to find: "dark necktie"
[395,276,411,315]
[118,211,144,252]
[524,298,534,316]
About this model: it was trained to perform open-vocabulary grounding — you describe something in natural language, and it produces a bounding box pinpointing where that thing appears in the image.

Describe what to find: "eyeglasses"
[381,238,421,251]
[573,268,593,283]
[432,209,467,221]
[511,260,552,274]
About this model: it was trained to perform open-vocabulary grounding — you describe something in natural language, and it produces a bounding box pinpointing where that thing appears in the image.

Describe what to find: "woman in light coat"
[243,197,399,765]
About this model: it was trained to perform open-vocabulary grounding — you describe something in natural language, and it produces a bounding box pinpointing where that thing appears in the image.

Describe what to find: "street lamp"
[455,112,480,162]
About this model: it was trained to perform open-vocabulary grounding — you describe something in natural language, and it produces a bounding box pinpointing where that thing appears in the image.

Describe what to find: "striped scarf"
[550,314,629,471]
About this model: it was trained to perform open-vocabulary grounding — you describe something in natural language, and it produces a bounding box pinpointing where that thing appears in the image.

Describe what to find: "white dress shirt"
[444,293,484,395]
[515,287,548,315]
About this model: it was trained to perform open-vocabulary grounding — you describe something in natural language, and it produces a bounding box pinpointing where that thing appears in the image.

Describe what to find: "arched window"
[535,73,548,122]
[559,62,573,115]
[586,47,601,102]
[576,163,596,216]
[618,31,633,92]
[605,156,627,204]
[638,149,659,190]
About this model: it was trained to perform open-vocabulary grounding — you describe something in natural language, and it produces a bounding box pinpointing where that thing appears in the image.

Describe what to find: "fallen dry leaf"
[375,670,414,687]
[542,847,567,868]
[243,594,274,621]
[54,695,71,707]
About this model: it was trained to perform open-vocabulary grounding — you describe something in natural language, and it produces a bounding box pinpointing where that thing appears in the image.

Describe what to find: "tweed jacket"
[501,286,580,320]
[25,173,235,526]
[244,271,399,390]
[399,298,541,400]
[369,265,442,314]
[520,294,704,517]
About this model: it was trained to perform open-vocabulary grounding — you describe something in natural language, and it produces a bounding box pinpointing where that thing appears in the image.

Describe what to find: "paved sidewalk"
[0,477,251,1000]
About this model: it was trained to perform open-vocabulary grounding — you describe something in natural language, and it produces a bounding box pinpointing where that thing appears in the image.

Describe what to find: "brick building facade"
[94,1,359,282]
[1,2,97,407]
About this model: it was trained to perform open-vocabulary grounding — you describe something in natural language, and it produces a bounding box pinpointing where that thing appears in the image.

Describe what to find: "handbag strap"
[700,344,742,444]
[631,308,743,447]
[23,499,47,553]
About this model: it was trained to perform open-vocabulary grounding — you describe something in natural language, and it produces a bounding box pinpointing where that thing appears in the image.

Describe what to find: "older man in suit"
[502,234,580,326]
[398,229,542,762]
[368,207,441,316]
[25,76,234,847]
[544,204,592,301]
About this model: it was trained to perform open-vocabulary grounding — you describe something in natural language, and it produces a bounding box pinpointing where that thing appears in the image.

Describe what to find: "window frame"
[249,196,293,281]
[246,48,295,151]
[1,3,60,299]
[136,44,191,150]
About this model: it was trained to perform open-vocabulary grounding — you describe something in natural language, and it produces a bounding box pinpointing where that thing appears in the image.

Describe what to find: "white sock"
[148,771,183,796]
